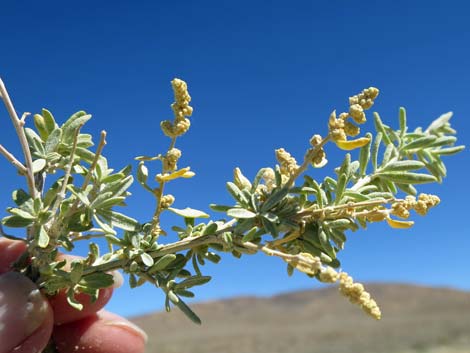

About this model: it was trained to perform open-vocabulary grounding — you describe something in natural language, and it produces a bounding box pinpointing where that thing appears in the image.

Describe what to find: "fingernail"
[110,270,124,289]
[103,319,148,343]
[0,272,50,352]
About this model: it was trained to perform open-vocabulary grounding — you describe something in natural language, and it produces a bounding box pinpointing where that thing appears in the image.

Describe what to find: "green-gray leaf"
[378,172,437,184]
[32,159,47,174]
[140,253,154,267]
[227,208,257,219]
[380,160,425,172]
[38,227,50,248]
[175,276,211,289]
[148,254,177,274]
[2,215,34,227]
[167,207,209,219]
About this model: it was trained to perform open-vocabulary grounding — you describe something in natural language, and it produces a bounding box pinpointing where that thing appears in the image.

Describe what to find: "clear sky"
[1,1,469,318]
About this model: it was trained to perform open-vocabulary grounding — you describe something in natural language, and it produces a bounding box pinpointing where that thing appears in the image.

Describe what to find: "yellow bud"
[386,217,414,229]
[156,167,195,182]
[335,137,371,150]
[233,167,252,190]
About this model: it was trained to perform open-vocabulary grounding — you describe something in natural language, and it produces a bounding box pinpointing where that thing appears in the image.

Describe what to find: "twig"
[295,198,396,219]
[50,124,83,216]
[20,112,30,125]
[81,233,223,275]
[70,233,108,242]
[0,144,28,174]
[81,130,107,191]
[286,135,331,187]
[151,136,177,235]
[0,78,37,198]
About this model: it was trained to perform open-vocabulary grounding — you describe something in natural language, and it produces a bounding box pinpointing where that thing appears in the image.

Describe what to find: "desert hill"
[131,284,470,353]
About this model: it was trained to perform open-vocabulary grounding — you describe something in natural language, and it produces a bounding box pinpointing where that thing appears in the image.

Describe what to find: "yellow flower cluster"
[162,148,182,171]
[339,272,381,320]
[286,253,322,276]
[391,193,440,218]
[415,193,440,215]
[160,78,193,138]
[328,110,347,142]
[328,87,379,151]
[160,194,175,208]
[348,87,380,123]
[344,120,360,137]
[171,78,193,118]
[309,134,327,167]
[275,148,299,176]
[318,266,340,283]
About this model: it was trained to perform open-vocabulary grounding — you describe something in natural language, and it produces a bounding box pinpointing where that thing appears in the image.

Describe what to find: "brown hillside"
[131,284,470,353]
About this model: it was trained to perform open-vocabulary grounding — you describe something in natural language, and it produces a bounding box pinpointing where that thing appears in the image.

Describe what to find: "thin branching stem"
[151,136,177,235]
[51,125,83,216]
[0,78,37,198]
[0,144,28,174]
[294,198,396,220]
[286,135,331,187]
[81,130,107,191]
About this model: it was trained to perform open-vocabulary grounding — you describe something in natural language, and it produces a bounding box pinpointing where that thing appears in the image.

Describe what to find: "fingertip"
[0,272,53,353]
[8,306,54,353]
[53,311,147,353]
[50,288,114,325]
[0,239,27,274]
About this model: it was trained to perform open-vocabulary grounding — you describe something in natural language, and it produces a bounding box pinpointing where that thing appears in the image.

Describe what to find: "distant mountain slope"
[131,284,470,353]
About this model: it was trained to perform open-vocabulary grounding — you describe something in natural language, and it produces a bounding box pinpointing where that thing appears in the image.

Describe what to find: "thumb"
[0,272,53,353]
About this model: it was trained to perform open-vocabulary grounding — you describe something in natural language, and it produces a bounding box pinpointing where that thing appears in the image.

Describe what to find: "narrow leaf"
[140,253,154,267]
[226,182,249,205]
[359,133,372,176]
[432,146,465,156]
[402,136,437,150]
[97,209,140,231]
[381,160,425,172]
[261,186,289,212]
[334,174,347,205]
[41,108,57,133]
[209,204,232,212]
[2,215,34,228]
[38,227,50,248]
[32,159,47,174]
[167,207,209,219]
[172,297,201,325]
[378,172,437,184]
[176,276,211,289]
[399,107,407,137]
[250,168,267,193]
[261,216,278,238]
[373,112,392,145]
[371,132,383,172]
[148,254,177,274]
[425,112,453,134]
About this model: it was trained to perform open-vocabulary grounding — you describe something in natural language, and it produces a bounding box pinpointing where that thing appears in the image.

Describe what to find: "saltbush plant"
[0,77,464,348]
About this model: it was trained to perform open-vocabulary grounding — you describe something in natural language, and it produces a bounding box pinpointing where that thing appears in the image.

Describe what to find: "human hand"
[0,239,147,353]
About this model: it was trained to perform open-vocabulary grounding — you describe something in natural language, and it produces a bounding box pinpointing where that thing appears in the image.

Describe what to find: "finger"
[49,254,123,325]
[53,310,147,353]
[49,287,115,325]
[0,238,27,274]
[7,311,54,353]
[0,239,123,324]
[0,272,53,353]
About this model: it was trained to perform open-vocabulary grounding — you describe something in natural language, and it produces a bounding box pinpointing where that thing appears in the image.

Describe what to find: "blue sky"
[1,1,469,318]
